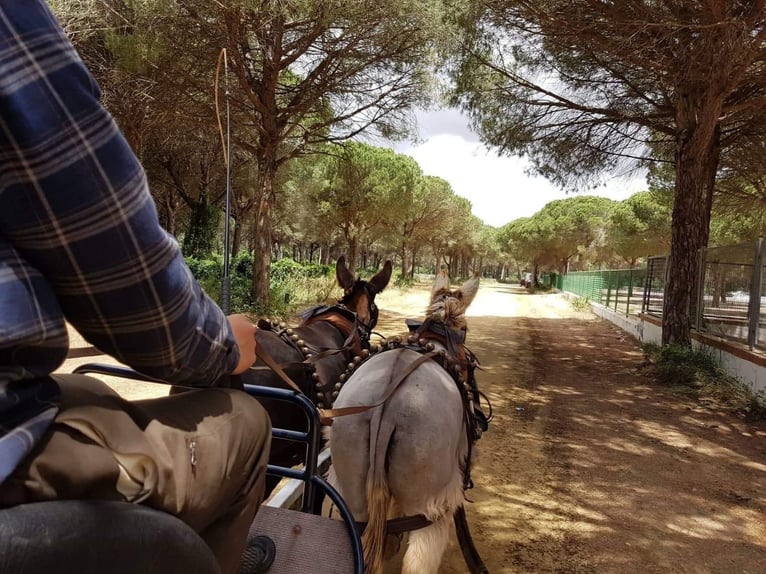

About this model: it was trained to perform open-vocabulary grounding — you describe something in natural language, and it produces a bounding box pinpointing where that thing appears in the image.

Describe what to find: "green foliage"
[260,258,335,316]
[185,251,253,313]
[270,258,332,283]
[608,191,671,263]
[570,296,591,311]
[393,272,415,288]
[182,203,220,259]
[709,205,766,246]
[642,343,766,421]
[497,196,614,274]
[185,254,223,285]
[646,343,718,387]
[309,141,426,269]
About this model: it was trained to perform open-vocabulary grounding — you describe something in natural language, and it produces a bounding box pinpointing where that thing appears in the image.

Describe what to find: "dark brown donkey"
[238,256,392,496]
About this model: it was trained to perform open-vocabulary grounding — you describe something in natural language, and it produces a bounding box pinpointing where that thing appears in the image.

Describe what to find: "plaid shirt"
[0,1,239,483]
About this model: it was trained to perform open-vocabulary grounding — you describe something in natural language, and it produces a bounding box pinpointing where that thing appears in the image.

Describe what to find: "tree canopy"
[451,0,766,344]
[49,0,766,322]
[608,192,671,267]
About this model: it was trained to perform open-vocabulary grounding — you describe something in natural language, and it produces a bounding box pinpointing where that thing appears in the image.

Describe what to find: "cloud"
[411,108,481,143]
[391,110,648,228]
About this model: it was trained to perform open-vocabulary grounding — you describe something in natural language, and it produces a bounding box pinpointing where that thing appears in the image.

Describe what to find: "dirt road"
[60,281,766,573]
[374,282,766,574]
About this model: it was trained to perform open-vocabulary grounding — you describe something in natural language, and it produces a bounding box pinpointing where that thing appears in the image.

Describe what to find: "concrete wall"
[564,292,766,394]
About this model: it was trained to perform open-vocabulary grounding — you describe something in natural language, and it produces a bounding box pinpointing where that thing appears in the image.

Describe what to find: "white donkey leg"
[401,515,451,574]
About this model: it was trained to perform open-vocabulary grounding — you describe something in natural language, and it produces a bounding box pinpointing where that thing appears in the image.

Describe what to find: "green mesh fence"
[558,268,647,316]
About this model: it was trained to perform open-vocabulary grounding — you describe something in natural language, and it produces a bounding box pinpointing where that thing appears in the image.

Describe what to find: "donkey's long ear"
[431,268,450,299]
[459,273,480,309]
[336,256,355,291]
[369,260,392,294]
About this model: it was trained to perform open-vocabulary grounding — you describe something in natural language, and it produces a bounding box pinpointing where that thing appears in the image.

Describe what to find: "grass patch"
[393,273,415,289]
[186,254,339,318]
[570,296,591,312]
[267,275,337,317]
[642,343,766,421]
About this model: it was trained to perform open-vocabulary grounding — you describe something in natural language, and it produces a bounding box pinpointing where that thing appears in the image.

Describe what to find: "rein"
[254,343,439,426]
[301,306,365,357]
[337,323,490,541]
[249,302,378,422]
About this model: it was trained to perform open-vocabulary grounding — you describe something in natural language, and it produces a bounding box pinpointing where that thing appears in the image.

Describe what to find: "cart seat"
[0,500,220,574]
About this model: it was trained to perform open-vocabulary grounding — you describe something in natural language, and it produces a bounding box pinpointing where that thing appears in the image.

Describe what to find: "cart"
[0,363,363,574]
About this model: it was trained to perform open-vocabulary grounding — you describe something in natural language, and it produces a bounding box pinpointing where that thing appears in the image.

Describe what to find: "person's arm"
[0,1,248,385]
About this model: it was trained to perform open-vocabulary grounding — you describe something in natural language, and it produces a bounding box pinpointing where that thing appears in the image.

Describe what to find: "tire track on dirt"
[436,285,766,574]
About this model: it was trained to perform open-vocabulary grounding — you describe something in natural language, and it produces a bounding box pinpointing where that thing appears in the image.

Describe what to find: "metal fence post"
[696,247,706,332]
[642,258,652,314]
[615,270,621,312]
[748,238,764,350]
[605,272,612,307]
[627,268,634,316]
[759,240,766,349]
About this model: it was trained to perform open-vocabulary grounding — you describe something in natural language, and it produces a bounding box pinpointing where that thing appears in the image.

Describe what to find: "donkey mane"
[426,271,479,330]
[329,269,482,574]
[426,291,468,331]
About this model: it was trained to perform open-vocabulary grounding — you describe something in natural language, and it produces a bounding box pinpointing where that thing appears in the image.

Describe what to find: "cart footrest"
[249,506,355,574]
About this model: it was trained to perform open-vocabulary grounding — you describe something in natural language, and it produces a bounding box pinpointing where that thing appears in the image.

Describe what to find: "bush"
[270,258,332,283]
[393,273,415,288]
[229,251,255,313]
[268,258,334,314]
[642,343,766,421]
[649,343,718,387]
[570,296,591,311]
[186,254,337,316]
[185,255,224,302]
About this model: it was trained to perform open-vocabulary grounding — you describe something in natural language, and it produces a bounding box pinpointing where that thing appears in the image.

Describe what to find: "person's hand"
[228,314,257,375]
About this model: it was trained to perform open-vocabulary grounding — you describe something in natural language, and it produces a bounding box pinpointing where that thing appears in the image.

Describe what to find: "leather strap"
[253,344,382,425]
[454,505,489,573]
[253,344,305,395]
[254,345,440,426]
[355,513,432,535]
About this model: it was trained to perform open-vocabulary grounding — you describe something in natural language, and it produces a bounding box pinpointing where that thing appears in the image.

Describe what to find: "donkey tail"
[361,405,395,573]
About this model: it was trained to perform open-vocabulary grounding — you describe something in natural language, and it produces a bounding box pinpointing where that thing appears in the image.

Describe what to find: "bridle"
[337,280,380,347]
[250,279,384,415]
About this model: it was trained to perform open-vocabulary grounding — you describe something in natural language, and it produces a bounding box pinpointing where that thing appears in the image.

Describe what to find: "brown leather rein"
[253,315,485,544]
[255,342,439,426]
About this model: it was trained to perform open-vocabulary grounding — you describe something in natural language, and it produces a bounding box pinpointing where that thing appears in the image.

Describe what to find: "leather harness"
[254,308,491,573]
[338,318,491,537]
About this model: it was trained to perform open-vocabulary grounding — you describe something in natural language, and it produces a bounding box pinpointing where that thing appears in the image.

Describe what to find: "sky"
[387,109,649,228]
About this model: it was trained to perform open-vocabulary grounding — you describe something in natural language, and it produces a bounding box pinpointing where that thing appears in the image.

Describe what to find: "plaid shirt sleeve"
[0,1,240,386]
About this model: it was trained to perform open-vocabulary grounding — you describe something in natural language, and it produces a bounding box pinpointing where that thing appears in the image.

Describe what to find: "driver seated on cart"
[0,2,274,573]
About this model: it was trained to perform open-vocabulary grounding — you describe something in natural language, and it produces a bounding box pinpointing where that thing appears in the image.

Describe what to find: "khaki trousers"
[0,374,271,574]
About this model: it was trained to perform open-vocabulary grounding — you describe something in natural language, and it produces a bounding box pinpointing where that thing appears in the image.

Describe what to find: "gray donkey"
[328,270,480,573]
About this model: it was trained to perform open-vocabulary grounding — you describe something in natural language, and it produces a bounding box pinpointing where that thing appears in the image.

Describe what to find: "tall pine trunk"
[410,247,419,278]
[400,239,408,277]
[663,94,720,345]
[231,216,242,257]
[183,199,219,259]
[346,236,359,273]
[252,158,276,308]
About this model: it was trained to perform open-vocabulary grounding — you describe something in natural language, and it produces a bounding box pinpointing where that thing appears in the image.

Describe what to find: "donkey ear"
[369,260,392,294]
[431,268,450,298]
[336,256,355,291]
[459,273,480,308]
